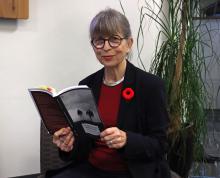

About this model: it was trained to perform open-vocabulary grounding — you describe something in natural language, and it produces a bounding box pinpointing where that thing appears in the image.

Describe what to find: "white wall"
[0,0,160,177]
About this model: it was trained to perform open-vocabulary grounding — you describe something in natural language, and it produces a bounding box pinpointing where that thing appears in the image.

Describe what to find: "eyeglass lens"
[92,36,124,49]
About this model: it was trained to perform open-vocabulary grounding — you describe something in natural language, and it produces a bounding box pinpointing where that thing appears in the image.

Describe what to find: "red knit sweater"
[88,83,128,171]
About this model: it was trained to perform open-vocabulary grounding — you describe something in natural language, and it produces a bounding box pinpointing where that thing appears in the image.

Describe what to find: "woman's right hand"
[53,127,75,152]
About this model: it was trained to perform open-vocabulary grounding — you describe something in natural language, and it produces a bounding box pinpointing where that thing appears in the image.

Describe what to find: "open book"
[28,85,103,139]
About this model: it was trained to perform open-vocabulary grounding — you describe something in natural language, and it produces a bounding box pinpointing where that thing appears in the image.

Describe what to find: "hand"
[100,127,127,149]
[53,127,75,152]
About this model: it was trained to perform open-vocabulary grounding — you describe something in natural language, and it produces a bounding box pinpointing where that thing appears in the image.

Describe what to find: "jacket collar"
[91,60,136,101]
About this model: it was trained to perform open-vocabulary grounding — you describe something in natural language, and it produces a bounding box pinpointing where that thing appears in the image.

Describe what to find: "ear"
[127,37,133,50]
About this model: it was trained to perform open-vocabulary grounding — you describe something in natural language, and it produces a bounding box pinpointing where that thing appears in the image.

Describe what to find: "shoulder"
[133,64,165,90]
[79,68,104,86]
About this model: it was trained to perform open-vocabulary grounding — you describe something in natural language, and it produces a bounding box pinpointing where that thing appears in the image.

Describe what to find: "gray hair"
[90,8,132,39]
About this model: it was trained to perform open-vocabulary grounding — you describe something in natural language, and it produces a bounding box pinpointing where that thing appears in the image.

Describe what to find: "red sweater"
[88,83,128,171]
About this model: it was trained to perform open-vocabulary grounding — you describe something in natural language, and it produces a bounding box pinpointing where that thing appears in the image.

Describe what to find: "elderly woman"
[50,8,171,178]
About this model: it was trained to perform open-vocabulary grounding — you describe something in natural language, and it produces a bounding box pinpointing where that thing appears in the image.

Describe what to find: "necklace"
[103,76,124,87]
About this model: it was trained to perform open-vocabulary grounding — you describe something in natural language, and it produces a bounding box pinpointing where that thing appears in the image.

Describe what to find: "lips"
[102,55,114,60]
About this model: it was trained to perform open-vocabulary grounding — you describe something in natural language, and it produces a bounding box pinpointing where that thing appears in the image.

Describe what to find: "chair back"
[40,122,69,174]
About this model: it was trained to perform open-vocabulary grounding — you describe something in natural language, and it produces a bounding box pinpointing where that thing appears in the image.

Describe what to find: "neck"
[104,60,127,83]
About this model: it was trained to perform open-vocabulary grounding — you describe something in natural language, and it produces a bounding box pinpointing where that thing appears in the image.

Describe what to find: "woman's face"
[91,33,133,68]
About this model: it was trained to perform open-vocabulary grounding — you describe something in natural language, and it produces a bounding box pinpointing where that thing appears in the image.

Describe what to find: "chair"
[39,122,69,177]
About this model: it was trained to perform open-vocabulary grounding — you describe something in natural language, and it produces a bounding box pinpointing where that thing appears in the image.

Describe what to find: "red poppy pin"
[122,87,134,101]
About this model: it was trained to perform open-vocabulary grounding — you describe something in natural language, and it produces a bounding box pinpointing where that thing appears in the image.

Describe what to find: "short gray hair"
[90,8,132,39]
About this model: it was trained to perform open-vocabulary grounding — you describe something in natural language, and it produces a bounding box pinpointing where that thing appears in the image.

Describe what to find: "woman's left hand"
[100,127,127,149]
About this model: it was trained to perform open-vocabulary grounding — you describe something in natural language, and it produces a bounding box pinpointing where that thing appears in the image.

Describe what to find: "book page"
[59,88,101,123]
[58,88,103,137]
[55,85,88,97]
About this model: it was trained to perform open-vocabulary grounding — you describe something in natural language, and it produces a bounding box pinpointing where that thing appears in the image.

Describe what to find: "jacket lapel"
[117,61,137,128]
[90,68,104,104]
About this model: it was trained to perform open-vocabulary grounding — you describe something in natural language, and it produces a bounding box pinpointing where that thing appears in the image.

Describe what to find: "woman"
[50,8,171,178]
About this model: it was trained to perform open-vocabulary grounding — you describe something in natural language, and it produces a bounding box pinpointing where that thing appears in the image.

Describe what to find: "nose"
[103,40,111,51]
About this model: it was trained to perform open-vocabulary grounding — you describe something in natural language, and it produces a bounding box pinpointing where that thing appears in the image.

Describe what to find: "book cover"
[28,85,103,139]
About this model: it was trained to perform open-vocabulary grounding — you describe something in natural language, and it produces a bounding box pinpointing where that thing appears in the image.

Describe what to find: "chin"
[103,63,116,68]
[100,60,115,67]
[98,57,125,68]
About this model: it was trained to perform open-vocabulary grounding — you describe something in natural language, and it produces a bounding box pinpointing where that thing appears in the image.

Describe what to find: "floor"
[9,173,41,178]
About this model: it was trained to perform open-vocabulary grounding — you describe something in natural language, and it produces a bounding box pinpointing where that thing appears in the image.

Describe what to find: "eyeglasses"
[91,35,127,49]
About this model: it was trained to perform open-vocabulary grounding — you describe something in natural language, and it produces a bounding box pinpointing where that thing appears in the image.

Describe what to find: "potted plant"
[136,0,218,177]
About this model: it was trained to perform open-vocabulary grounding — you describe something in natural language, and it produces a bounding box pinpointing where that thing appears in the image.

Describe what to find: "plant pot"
[168,123,194,178]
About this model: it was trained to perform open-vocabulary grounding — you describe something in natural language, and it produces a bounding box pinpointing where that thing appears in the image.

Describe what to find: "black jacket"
[60,61,171,178]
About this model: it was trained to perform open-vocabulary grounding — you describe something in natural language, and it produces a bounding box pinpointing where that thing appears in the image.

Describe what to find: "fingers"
[59,135,74,152]
[58,132,74,152]
[53,128,68,145]
[54,127,71,138]
[53,127,74,152]
[100,127,127,149]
